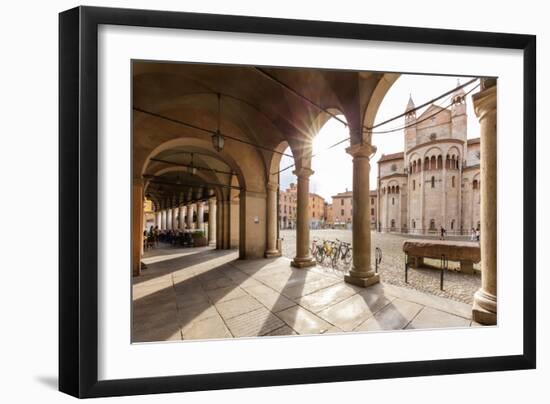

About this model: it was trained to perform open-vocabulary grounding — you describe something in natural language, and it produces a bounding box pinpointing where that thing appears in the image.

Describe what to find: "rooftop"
[378,152,404,163]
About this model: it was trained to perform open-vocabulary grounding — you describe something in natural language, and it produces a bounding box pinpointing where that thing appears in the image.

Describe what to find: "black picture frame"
[59,5,536,398]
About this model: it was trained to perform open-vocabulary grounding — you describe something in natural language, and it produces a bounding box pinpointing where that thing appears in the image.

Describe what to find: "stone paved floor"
[280,229,481,304]
[133,245,480,343]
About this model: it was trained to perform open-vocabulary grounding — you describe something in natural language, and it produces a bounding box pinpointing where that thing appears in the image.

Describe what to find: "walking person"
[440,226,445,240]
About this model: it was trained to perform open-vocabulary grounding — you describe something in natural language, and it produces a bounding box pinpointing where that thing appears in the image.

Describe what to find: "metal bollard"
[405,253,409,283]
[440,254,448,290]
[375,247,382,274]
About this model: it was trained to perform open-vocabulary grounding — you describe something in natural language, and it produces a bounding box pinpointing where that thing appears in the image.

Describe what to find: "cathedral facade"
[376,86,481,235]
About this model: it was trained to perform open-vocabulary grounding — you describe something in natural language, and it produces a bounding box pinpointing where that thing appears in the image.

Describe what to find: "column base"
[345,272,380,288]
[209,241,216,246]
[265,250,282,258]
[291,257,316,268]
[472,289,497,325]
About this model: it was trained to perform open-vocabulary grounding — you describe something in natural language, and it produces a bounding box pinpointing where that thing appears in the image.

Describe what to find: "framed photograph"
[59,6,536,398]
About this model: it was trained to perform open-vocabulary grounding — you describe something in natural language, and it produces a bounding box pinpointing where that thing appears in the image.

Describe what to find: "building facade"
[279,183,327,229]
[377,87,481,235]
[327,189,377,229]
[279,183,297,229]
[309,193,326,228]
[331,190,353,228]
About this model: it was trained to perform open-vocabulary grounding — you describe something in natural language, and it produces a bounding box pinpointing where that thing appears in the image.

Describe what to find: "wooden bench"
[402,239,480,274]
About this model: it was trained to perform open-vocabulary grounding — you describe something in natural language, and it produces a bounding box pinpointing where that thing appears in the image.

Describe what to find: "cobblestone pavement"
[280,229,481,304]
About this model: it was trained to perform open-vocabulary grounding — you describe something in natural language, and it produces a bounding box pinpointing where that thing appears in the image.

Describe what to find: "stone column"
[216,198,223,249]
[265,182,281,257]
[291,167,315,268]
[442,158,447,230]
[166,208,172,230]
[187,204,194,230]
[344,143,379,287]
[222,200,231,249]
[208,198,217,245]
[386,183,390,233]
[161,209,167,230]
[154,211,160,228]
[197,202,205,231]
[421,162,425,233]
[179,205,186,230]
[458,162,463,234]
[172,208,178,231]
[472,82,497,325]
[132,178,144,277]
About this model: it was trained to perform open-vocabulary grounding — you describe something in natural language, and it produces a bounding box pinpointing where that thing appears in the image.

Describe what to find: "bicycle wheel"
[343,248,352,267]
[331,247,340,268]
[315,247,324,264]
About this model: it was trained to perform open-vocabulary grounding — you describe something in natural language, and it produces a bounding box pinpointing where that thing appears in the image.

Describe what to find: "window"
[391,219,395,229]
[371,208,374,215]
[371,198,374,205]
[451,220,455,230]
[431,176,435,188]
[392,197,395,205]
[473,179,479,189]
[341,209,345,216]
[413,179,416,190]
[429,219,436,230]
[341,199,344,206]
[452,176,455,187]
[412,220,416,229]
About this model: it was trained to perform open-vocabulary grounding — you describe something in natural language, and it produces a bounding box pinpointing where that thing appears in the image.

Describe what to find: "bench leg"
[460,261,474,274]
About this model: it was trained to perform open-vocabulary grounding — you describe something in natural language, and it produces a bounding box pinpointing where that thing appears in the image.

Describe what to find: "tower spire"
[406,93,415,112]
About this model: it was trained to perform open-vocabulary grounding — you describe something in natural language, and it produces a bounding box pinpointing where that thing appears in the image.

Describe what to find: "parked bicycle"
[310,238,325,263]
[331,238,352,269]
[321,240,337,266]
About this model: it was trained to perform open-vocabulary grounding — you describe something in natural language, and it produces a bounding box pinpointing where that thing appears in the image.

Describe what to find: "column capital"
[292,167,314,179]
[473,84,496,121]
[266,182,279,192]
[346,142,377,159]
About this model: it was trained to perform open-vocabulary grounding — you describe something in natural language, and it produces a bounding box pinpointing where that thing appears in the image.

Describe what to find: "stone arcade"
[132,64,497,326]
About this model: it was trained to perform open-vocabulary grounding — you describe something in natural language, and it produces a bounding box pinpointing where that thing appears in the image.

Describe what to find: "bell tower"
[404,94,417,151]
[451,80,467,141]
